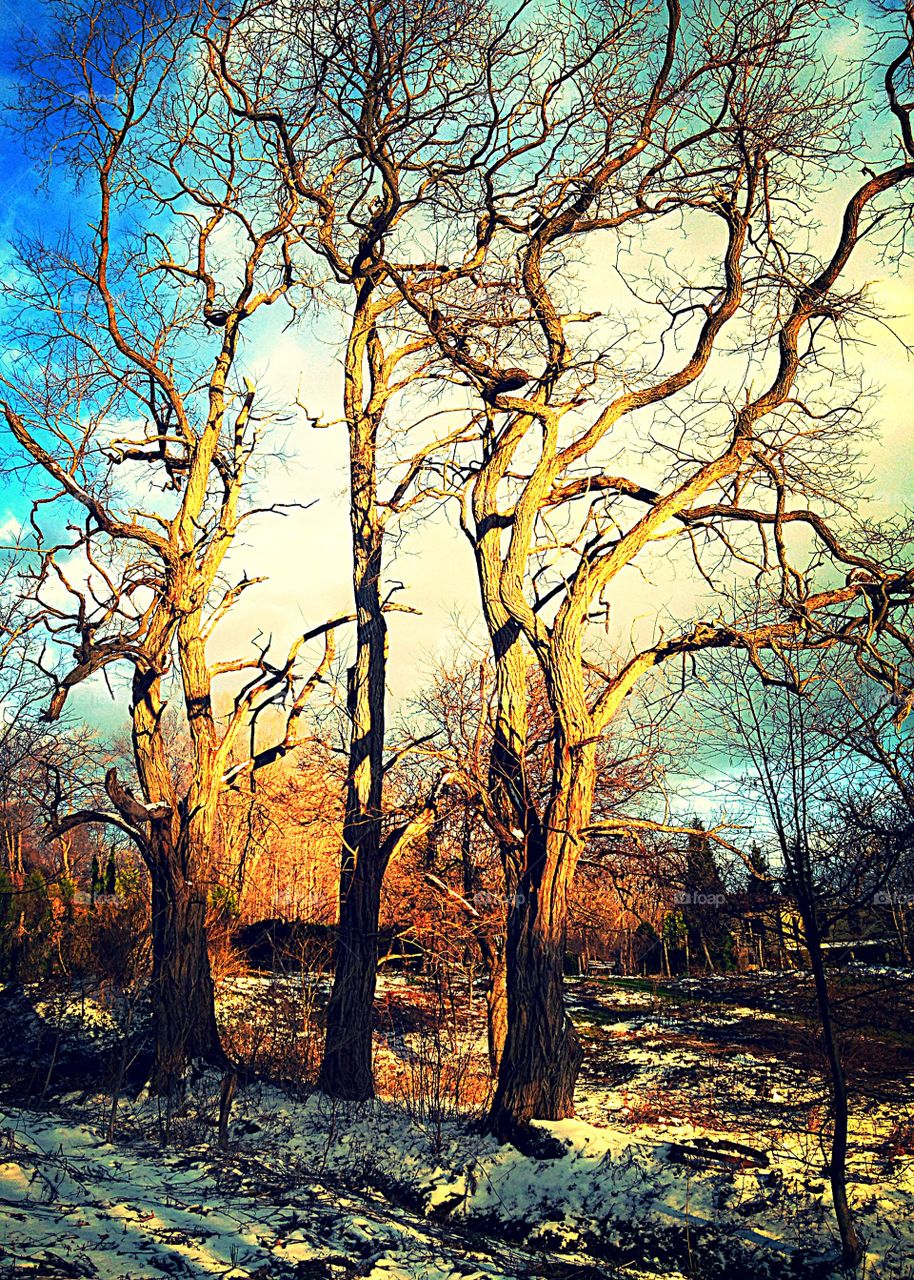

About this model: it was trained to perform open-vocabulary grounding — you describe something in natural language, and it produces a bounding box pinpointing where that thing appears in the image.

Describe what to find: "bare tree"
[407,649,668,1072]
[0,559,107,977]
[383,0,914,1148]
[701,638,914,1265]
[0,1,337,1089]
[203,0,534,1098]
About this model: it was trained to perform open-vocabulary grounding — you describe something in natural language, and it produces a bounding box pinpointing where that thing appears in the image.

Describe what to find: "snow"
[0,1106,552,1279]
[44,1067,901,1279]
[2,970,912,1278]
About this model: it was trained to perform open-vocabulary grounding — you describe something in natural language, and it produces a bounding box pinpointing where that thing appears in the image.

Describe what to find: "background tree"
[0,558,108,978]
[700,635,914,1264]
[0,0,336,1089]
[681,822,733,973]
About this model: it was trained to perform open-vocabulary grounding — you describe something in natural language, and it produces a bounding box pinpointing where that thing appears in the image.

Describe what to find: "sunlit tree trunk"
[490,844,581,1130]
[320,305,389,1099]
[128,653,225,1090]
[490,735,593,1133]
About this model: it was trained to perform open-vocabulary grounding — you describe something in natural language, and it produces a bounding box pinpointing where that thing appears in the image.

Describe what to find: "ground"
[0,966,912,1279]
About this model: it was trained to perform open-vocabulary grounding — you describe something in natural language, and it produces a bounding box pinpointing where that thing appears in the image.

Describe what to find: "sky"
[0,1,485,720]
[0,4,53,241]
[0,0,912,807]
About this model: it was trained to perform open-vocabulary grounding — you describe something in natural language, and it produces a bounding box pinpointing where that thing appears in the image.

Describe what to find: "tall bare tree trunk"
[490,824,584,1134]
[320,850,384,1098]
[319,306,388,1099]
[489,734,592,1135]
[129,661,225,1093]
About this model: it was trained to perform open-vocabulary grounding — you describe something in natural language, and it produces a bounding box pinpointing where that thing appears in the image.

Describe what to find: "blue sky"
[0,3,54,235]
[0,2,80,537]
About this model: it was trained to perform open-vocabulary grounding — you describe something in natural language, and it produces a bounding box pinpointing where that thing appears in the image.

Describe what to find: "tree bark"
[319,305,388,1100]
[489,826,583,1135]
[148,848,224,1093]
[123,657,225,1093]
[321,802,439,1097]
[319,856,383,1098]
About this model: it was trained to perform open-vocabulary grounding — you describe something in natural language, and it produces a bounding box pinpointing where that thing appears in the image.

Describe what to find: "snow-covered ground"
[1,968,912,1279]
[4,1102,636,1279]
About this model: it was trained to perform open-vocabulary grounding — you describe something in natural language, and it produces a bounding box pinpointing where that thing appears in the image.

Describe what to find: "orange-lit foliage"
[211,746,343,925]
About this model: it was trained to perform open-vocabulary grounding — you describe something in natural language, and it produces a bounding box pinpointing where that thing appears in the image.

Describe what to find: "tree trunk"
[489,829,583,1136]
[458,804,507,1078]
[319,308,388,1100]
[891,900,912,964]
[486,957,508,1078]
[319,857,382,1098]
[483,677,594,1136]
[478,935,507,1077]
[148,852,223,1092]
[806,926,862,1267]
[127,664,223,1092]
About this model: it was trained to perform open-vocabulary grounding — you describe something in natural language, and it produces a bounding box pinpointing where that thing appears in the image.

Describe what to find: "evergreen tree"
[746,842,775,907]
[683,822,732,971]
